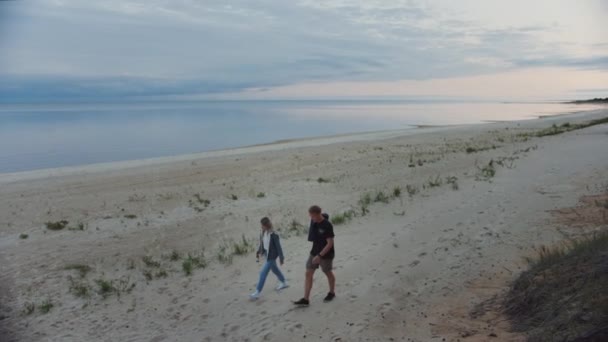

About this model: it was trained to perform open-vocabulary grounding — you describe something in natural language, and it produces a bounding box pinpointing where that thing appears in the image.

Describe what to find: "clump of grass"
[358,193,372,216]
[45,220,69,231]
[182,252,207,276]
[231,194,238,200]
[393,186,402,198]
[427,175,443,188]
[317,177,330,183]
[332,210,355,225]
[505,231,608,341]
[232,235,254,255]
[256,192,266,198]
[217,242,233,264]
[39,299,53,314]
[374,191,390,203]
[95,277,135,299]
[142,256,161,268]
[68,277,91,298]
[446,176,459,190]
[124,214,137,219]
[19,233,29,239]
[476,160,496,180]
[408,155,416,168]
[143,270,153,281]
[405,184,419,197]
[64,264,92,278]
[155,269,168,278]
[169,250,181,261]
[193,194,211,207]
[22,302,36,316]
[287,219,307,236]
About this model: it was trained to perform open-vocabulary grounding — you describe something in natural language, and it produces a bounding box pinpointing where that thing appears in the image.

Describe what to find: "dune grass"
[504,231,608,341]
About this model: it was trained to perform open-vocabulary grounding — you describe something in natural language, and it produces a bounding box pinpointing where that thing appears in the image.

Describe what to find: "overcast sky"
[1,0,607,101]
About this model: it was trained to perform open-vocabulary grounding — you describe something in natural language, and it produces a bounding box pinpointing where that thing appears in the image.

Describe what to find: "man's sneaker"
[293,298,310,306]
[249,291,260,300]
[275,282,289,291]
[323,292,336,302]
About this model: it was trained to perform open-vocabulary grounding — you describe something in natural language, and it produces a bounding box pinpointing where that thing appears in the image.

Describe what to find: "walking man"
[294,205,336,306]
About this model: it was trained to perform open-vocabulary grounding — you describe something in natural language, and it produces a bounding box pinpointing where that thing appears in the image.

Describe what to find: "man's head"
[308,205,324,223]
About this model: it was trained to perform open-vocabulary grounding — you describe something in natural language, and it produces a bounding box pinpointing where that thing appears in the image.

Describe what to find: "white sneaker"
[249,291,260,300]
[275,282,289,291]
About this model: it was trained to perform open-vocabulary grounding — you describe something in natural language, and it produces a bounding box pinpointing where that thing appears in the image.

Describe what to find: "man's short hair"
[308,205,322,214]
[260,217,271,226]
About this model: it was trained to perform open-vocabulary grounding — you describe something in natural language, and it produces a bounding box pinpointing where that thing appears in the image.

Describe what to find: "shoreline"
[1,107,603,183]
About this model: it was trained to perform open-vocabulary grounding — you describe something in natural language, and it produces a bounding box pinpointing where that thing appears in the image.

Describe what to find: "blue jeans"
[256,259,285,292]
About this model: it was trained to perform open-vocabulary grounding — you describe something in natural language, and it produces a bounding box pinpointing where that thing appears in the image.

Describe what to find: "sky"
[0,0,607,102]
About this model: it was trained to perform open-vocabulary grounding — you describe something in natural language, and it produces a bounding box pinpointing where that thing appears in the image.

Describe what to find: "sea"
[0,100,602,173]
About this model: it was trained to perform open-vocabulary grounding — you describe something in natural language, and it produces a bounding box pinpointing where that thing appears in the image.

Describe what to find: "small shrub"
[142,256,161,268]
[257,192,266,198]
[182,259,194,276]
[19,233,29,239]
[374,191,390,203]
[68,278,90,298]
[39,299,53,314]
[233,235,254,255]
[22,302,35,315]
[95,279,114,298]
[427,175,442,188]
[124,214,137,219]
[446,176,459,190]
[45,220,69,231]
[231,194,238,200]
[317,177,330,183]
[393,186,402,198]
[332,210,355,225]
[169,250,180,261]
[193,194,210,207]
[477,160,496,180]
[155,269,168,278]
[217,243,233,264]
[143,270,153,281]
[406,184,419,197]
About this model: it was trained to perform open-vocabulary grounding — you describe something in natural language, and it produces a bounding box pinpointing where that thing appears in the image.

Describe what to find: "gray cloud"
[0,0,605,101]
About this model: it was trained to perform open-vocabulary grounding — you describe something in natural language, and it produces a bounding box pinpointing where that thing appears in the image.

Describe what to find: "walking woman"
[250,217,289,300]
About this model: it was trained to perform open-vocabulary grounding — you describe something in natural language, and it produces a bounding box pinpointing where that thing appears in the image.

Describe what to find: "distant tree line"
[571,97,608,104]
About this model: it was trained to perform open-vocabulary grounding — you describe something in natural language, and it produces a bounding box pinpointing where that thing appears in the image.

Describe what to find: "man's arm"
[318,237,334,257]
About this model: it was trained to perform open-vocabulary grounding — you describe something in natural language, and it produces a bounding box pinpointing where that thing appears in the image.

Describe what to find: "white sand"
[1,109,607,342]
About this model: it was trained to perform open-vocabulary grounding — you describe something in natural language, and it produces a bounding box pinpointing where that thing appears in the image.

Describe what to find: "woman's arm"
[273,234,285,264]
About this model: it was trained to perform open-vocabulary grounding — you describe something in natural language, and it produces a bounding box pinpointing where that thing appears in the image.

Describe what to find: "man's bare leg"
[324,270,335,294]
[304,269,315,300]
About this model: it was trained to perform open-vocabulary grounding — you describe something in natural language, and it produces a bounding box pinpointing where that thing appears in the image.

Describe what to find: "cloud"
[0,0,606,100]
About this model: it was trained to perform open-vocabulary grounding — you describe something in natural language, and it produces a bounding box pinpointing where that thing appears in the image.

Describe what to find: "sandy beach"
[1,108,607,342]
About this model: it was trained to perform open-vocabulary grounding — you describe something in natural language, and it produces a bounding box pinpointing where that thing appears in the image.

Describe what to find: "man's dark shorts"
[306,255,333,273]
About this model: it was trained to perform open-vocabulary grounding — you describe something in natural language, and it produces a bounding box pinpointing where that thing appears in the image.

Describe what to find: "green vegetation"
[182,252,207,276]
[142,256,161,268]
[317,177,331,183]
[476,160,496,180]
[373,191,390,203]
[446,176,459,190]
[45,220,69,231]
[217,235,254,264]
[39,299,54,314]
[505,231,608,341]
[519,117,608,139]
[392,186,402,198]
[94,277,135,299]
[231,194,238,200]
[331,210,355,225]
[427,175,443,188]
[169,250,180,261]
[68,277,91,298]
[19,233,29,239]
[405,184,419,197]
[123,214,137,219]
[256,192,266,198]
[22,302,36,316]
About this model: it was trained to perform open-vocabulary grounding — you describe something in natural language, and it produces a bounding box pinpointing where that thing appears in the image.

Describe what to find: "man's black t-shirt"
[310,219,335,259]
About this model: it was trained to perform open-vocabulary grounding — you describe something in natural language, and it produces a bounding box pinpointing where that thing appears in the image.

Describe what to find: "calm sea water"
[0,100,601,173]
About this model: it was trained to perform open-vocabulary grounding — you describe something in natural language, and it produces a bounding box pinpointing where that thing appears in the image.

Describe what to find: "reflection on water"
[0,100,602,173]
